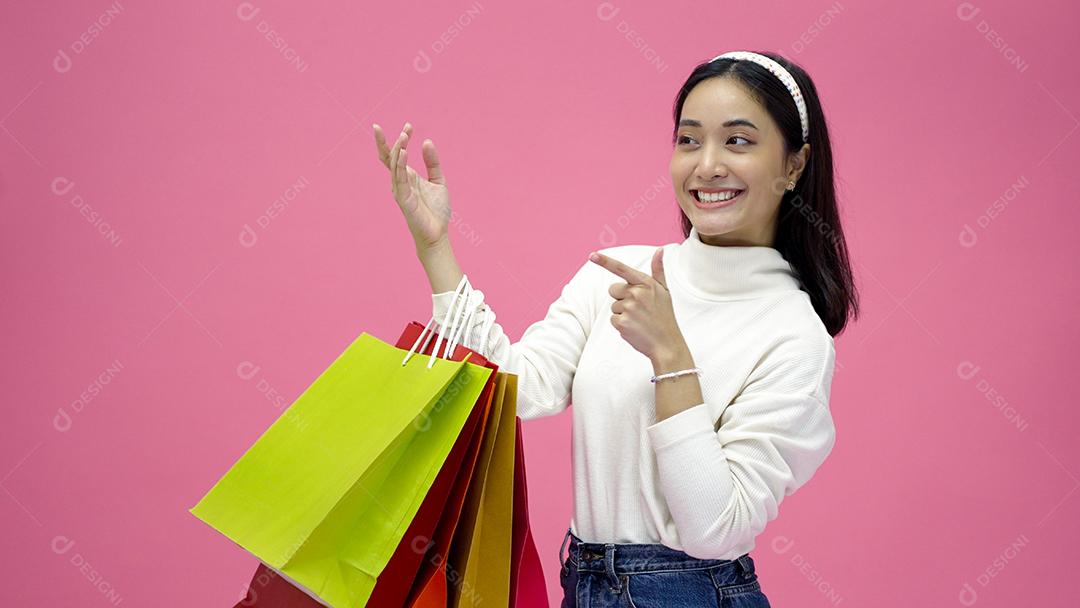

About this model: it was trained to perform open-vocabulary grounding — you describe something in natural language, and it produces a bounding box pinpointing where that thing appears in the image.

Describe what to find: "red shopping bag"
[509,416,548,608]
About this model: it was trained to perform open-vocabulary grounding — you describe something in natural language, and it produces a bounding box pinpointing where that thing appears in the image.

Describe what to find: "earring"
[785,180,795,191]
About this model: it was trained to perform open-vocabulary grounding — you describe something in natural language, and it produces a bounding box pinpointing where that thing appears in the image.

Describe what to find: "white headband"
[710,51,809,143]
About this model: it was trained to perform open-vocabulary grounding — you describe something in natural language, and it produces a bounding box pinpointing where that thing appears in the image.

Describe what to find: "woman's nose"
[696,158,726,179]
[696,147,727,178]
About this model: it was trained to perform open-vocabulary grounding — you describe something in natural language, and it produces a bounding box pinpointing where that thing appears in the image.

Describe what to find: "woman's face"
[670,76,809,247]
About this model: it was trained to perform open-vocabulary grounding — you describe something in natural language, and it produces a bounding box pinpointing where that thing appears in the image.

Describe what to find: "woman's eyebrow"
[678,118,759,131]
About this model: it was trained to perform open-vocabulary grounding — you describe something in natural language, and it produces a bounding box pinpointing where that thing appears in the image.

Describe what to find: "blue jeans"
[558,527,772,607]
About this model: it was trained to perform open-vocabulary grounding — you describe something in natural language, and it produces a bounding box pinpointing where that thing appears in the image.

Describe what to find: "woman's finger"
[397,124,412,188]
[373,123,392,168]
[590,252,651,285]
[422,139,446,185]
[395,147,409,196]
[394,126,413,195]
[387,122,411,172]
[387,127,401,168]
[387,131,401,191]
[608,282,629,300]
[388,124,410,192]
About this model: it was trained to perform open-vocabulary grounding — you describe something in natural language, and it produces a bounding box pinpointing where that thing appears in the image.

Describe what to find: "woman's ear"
[788,143,811,183]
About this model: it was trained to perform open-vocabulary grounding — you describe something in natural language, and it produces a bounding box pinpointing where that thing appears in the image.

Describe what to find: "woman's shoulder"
[771,290,833,343]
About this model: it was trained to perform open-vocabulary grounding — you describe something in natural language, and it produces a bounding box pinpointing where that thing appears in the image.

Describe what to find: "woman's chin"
[686,211,739,233]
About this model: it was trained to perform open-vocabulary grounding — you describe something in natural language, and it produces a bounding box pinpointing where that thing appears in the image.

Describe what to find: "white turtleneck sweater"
[429,227,837,560]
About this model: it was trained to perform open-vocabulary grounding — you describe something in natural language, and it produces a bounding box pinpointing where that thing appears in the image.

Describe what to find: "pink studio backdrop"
[2,1,1077,606]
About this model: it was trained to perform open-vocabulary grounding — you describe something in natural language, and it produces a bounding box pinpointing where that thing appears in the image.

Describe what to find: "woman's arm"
[645,334,837,559]
[429,258,600,421]
[374,121,599,423]
[416,237,464,294]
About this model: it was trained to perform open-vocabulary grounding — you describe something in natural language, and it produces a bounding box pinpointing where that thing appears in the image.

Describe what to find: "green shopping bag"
[189,331,494,607]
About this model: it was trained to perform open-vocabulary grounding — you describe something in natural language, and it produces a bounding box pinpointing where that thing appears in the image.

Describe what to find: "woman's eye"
[677,135,752,146]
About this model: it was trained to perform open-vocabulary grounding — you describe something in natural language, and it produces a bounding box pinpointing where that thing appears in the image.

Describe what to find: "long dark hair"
[672,51,859,337]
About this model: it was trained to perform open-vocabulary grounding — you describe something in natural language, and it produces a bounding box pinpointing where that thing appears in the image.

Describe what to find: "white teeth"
[695,190,741,202]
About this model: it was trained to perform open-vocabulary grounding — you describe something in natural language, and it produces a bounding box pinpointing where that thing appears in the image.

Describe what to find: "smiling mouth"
[690,189,744,207]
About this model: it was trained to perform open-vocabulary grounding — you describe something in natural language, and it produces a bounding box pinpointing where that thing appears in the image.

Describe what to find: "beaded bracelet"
[649,367,702,383]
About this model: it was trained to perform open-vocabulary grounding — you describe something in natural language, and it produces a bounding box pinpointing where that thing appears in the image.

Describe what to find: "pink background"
[2,0,1078,605]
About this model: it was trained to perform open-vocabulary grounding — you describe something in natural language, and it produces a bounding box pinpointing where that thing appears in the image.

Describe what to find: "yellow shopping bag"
[189,332,493,607]
[448,373,519,608]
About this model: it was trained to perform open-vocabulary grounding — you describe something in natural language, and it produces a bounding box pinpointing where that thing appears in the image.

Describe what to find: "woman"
[372,50,858,608]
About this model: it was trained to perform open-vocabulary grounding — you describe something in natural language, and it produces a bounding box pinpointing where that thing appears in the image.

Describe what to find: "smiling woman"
[670,51,858,337]
[375,49,859,608]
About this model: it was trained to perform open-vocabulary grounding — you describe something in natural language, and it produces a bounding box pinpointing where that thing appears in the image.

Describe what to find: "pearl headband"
[710,51,809,143]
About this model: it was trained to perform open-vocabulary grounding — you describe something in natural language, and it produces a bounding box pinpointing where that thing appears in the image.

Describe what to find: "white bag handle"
[444,287,478,360]
[401,274,471,368]
[432,275,473,367]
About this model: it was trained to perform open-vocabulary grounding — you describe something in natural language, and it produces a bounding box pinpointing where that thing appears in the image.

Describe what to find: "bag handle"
[401,274,472,368]
[434,275,477,366]
[444,284,478,360]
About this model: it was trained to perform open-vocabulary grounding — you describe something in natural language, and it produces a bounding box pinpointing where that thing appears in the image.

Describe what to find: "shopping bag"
[363,323,501,607]
[229,321,499,608]
[233,390,497,608]
[509,412,549,608]
[387,278,542,607]
[398,324,548,608]
[446,371,517,608]
[190,331,493,608]
[404,372,511,608]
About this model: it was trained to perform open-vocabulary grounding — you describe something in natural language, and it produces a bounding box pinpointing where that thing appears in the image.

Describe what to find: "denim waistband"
[559,527,756,578]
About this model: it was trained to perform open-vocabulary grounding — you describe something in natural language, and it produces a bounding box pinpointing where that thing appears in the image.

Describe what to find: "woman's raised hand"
[373,122,452,252]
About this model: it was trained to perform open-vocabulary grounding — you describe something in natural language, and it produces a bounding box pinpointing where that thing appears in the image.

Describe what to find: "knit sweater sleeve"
[644,334,837,559]
[429,260,597,421]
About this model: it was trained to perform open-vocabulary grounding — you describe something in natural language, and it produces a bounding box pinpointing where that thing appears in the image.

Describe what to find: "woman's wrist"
[415,233,451,259]
[416,237,464,294]
[650,340,695,375]
[651,339,704,422]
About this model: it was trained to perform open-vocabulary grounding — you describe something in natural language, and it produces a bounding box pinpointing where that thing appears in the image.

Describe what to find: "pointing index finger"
[589,251,650,284]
